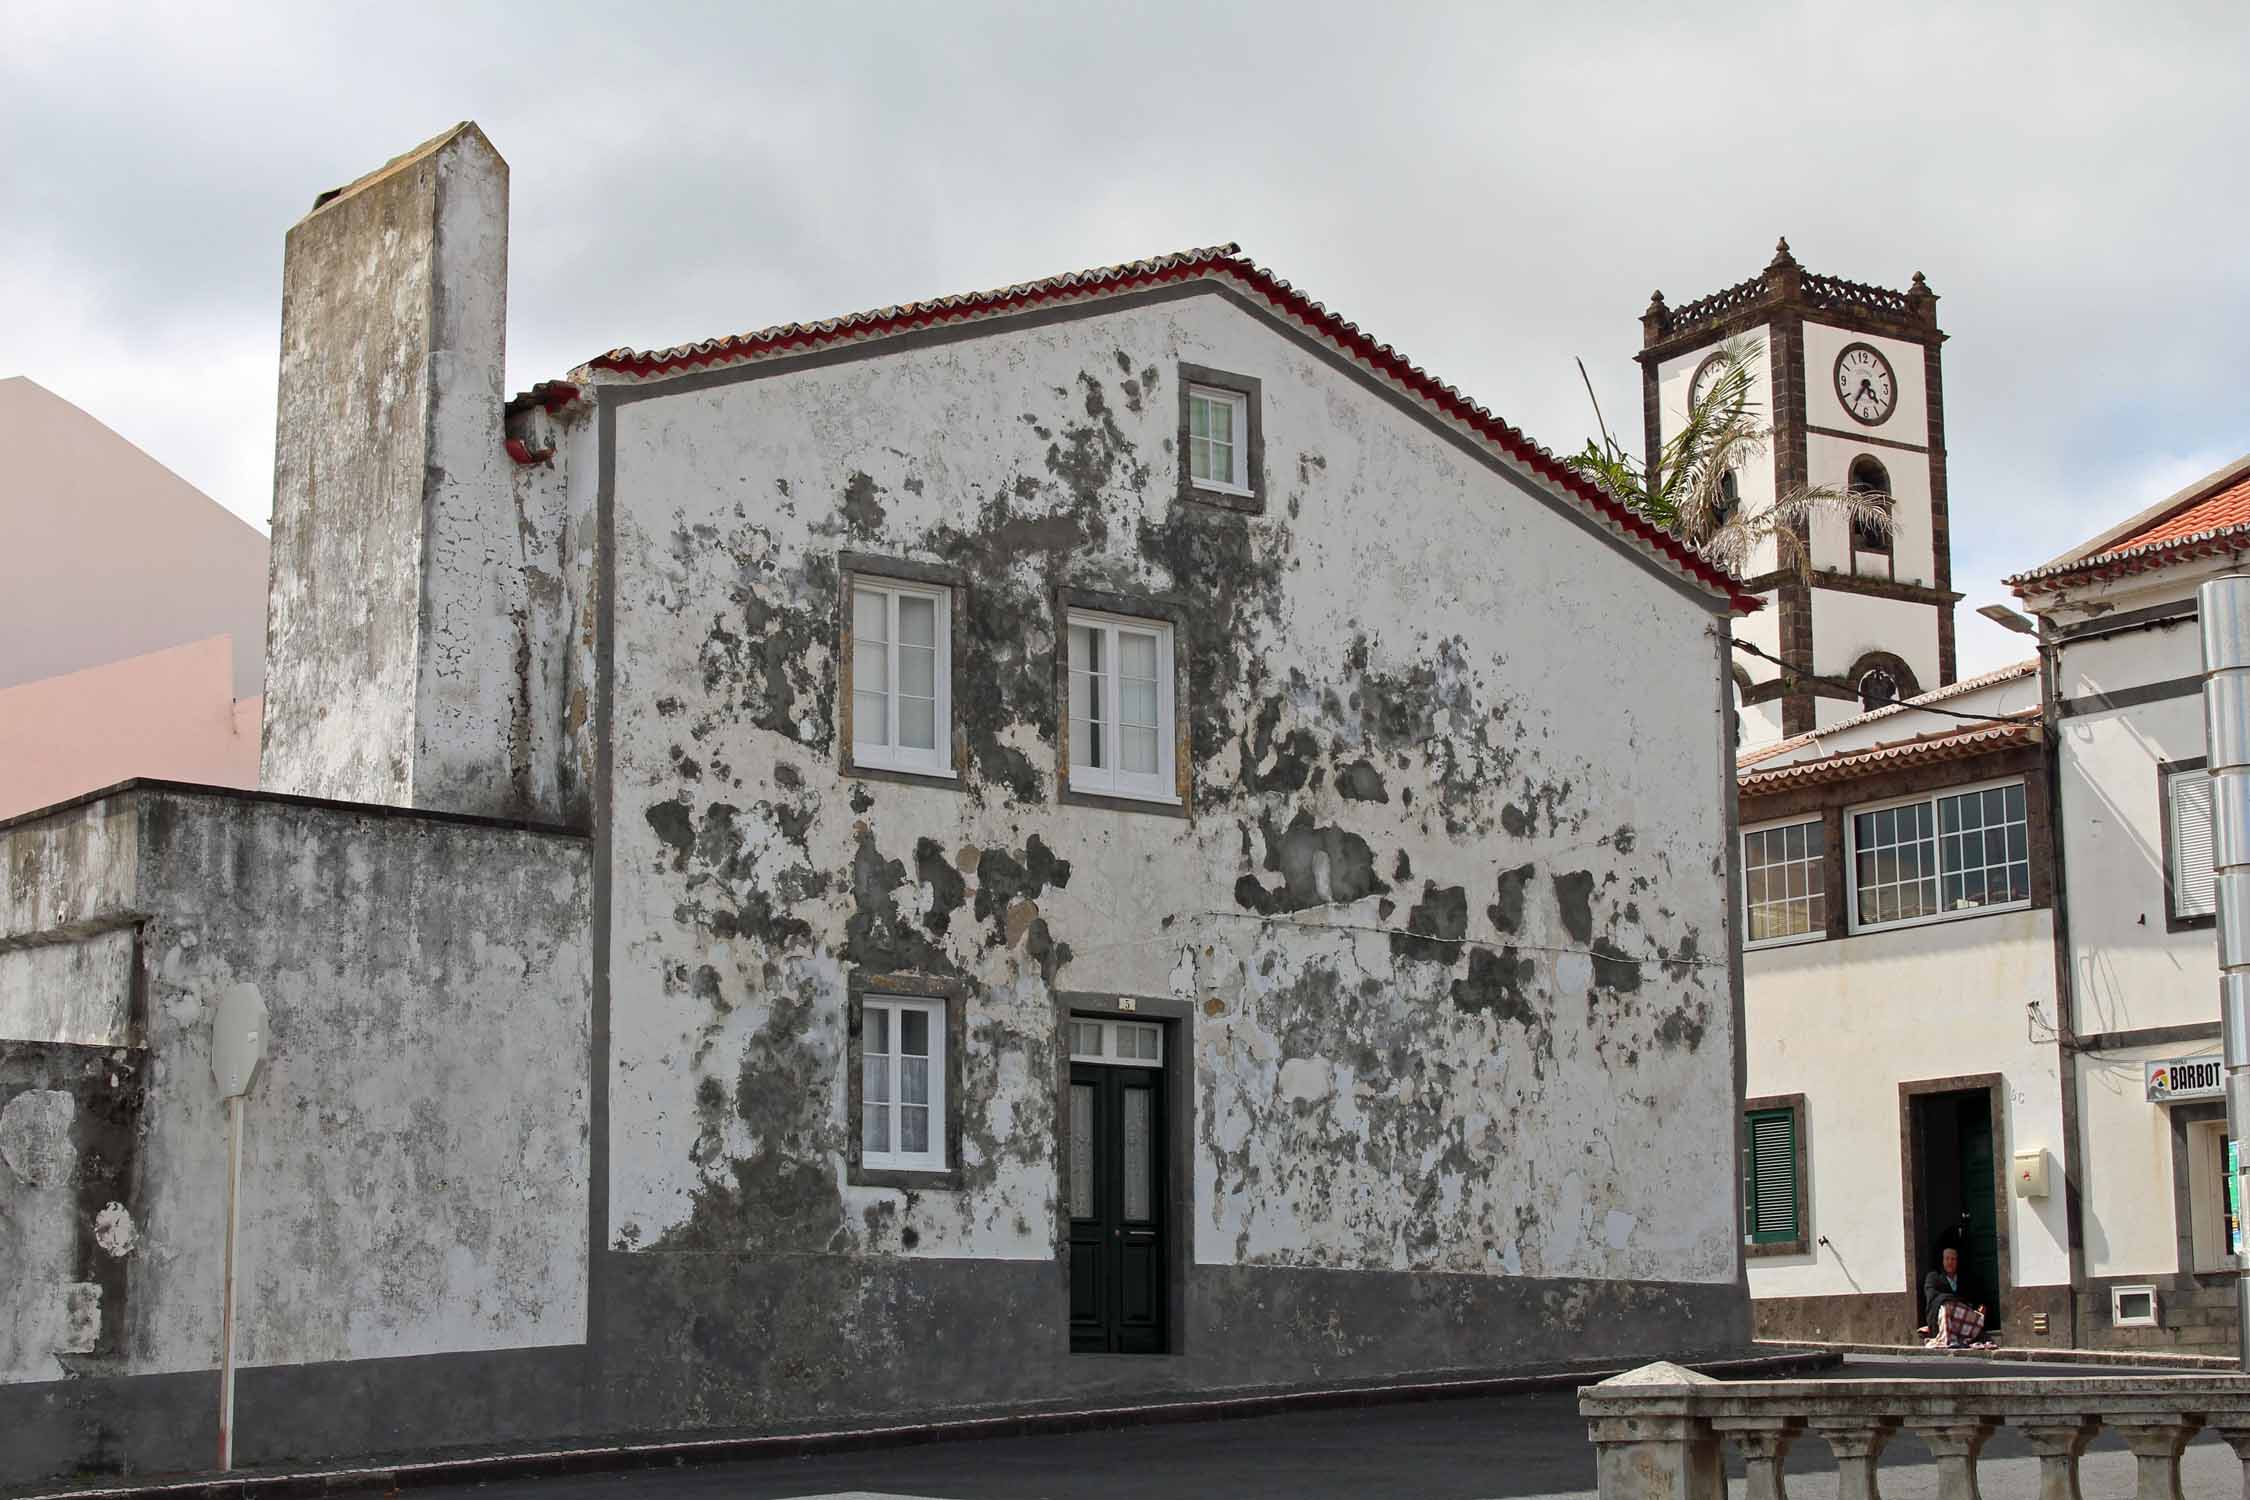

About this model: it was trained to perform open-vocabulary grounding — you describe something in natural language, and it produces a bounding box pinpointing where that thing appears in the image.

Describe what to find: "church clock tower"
[1637,239,1958,746]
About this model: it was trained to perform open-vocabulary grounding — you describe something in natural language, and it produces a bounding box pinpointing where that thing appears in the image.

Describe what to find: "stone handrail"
[1579,1362,2250,1500]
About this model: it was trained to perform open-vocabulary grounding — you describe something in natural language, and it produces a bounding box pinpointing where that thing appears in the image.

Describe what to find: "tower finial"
[1770,236,1797,268]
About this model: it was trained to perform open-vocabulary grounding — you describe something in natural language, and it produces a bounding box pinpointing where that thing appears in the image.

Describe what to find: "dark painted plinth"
[3,1255,1746,1488]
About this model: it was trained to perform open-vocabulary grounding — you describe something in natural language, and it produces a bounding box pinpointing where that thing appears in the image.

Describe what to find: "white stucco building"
[1724,439,2250,1356]
[1,123,1763,1485]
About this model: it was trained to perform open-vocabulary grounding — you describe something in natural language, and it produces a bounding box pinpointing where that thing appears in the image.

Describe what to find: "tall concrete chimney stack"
[261,122,533,819]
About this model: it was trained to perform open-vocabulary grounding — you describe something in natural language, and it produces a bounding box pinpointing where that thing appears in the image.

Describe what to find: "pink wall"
[0,635,259,821]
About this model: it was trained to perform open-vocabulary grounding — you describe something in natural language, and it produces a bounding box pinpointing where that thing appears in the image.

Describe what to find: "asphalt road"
[390,1357,2227,1500]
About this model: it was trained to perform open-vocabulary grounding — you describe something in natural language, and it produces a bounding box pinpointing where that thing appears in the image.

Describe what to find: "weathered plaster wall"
[264,124,570,824]
[0,787,592,1392]
[598,286,1742,1411]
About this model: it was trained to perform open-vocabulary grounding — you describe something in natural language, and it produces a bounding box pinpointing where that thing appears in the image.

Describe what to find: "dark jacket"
[1922,1268,1971,1327]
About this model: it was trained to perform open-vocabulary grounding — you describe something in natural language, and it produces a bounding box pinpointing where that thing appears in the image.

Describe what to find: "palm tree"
[1565,338,1891,579]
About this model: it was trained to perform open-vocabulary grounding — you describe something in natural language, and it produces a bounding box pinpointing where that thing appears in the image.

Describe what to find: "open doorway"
[1901,1075,2009,1332]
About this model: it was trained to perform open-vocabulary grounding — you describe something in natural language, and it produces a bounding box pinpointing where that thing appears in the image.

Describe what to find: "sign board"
[2146,1057,2224,1104]
[211,984,269,1100]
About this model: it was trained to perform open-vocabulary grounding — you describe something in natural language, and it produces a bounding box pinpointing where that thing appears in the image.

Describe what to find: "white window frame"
[1843,776,2032,935]
[2167,764,2217,923]
[1186,384,1253,499]
[1065,608,1178,805]
[850,578,954,778]
[859,995,947,1173]
[2110,1283,2159,1329]
[1742,813,1829,950]
[1068,1016,1164,1068]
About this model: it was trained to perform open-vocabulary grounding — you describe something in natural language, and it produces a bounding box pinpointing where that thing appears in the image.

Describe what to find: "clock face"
[1834,343,1898,425]
[1688,352,1729,413]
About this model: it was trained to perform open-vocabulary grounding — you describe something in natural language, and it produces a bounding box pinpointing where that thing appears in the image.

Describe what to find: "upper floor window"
[1178,364,1262,511]
[2165,761,2217,928]
[1188,386,1250,495]
[851,578,952,777]
[1744,818,1826,945]
[1849,781,2029,931]
[1066,609,1177,805]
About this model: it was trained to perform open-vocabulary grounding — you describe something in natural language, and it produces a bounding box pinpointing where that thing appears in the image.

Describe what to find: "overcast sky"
[7,2,2245,677]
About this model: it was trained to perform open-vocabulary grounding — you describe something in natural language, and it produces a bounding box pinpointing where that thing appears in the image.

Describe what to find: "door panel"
[1068,1056,1167,1353]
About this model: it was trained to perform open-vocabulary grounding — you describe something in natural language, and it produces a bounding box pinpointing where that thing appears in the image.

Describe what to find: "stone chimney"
[261,122,539,820]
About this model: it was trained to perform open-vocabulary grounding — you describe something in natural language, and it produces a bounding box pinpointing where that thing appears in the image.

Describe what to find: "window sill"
[1848,898,2033,938]
[850,1163,962,1192]
[1746,930,1828,952]
[846,759,964,793]
[1061,784,1190,820]
[1746,1237,1810,1259]
[1183,482,1262,514]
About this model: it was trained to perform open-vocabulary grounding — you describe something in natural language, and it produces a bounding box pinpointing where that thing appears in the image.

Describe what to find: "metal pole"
[218,1092,243,1470]
[2195,574,2250,1371]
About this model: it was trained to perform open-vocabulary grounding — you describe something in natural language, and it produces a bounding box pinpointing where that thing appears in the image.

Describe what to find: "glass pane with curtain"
[1069,1084,1095,1219]
[1069,624,1104,769]
[895,594,938,752]
[1122,1086,1152,1222]
[1119,631,1161,774]
[863,1008,891,1156]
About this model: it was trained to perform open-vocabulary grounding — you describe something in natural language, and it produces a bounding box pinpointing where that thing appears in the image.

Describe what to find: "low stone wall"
[1579,1361,2250,1500]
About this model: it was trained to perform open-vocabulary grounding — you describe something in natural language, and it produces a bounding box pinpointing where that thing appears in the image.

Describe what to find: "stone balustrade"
[1579,1362,2250,1500]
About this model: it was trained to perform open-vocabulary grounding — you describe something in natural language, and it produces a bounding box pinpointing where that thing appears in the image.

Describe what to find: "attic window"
[1177,364,1263,512]
[1188,387,1249,494]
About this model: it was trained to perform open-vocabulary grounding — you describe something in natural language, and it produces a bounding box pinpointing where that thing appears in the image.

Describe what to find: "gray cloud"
[6,0,2245,676]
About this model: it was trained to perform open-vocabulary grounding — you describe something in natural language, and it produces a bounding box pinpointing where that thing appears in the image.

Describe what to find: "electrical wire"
[1730,636,2035,727]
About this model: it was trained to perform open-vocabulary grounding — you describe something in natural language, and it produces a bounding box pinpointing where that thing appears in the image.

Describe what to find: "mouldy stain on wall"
[602,291,1738,1288]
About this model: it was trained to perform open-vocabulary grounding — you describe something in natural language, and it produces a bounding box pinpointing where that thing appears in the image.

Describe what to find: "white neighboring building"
[2008,453,2250,1356]
[1734,663,2076,1347]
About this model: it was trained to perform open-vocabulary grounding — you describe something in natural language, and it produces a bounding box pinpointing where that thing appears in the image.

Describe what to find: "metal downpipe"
[2196,575,2250,1371]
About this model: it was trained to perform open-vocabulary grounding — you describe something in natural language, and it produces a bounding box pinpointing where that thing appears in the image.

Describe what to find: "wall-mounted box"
[2013,1148,2051,1199]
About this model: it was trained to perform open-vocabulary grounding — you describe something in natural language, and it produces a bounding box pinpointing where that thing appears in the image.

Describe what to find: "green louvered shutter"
[1743,1107,1800,1245]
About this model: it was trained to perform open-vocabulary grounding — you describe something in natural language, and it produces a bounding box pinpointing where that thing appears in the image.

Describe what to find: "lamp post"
[2196,575,2250,1371]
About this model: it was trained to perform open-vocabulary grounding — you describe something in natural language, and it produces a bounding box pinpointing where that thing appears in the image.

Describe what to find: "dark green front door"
[1068,1059,1166,1353]
[1955,1096,2001,1323]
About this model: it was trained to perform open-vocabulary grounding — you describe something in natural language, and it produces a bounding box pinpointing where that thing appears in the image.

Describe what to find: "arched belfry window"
[1849,457,1893,556]
[1715,468,1740,527]
[1858,669,1900,711]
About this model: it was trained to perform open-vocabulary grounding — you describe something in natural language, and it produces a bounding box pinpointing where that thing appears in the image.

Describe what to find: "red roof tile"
[2010,462,2250,594]
[577,245,1761,613]
[1738,714,2039,793]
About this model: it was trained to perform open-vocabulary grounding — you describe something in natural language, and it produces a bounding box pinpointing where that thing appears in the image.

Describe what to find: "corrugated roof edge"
[1737,715,2040,792]
[572,244,1761,614]
[1736,659,2039,768]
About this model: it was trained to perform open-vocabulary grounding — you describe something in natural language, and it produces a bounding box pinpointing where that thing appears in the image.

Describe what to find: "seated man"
[1922,1246,1989,1347]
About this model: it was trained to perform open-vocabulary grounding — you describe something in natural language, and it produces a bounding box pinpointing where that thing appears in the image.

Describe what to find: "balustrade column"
[1904,1419,1997,1500]
[2207,1420,2250,1500]
[2012,1418,2099,1500]
[1586,1414,1723,1500]
[1809,1417,1899,1500]
[1711,1417,1805,1500]
[2109,1414,2201,1500]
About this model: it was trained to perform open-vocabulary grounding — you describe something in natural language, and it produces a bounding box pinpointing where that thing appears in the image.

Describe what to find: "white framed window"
[1846,778,2030,933]
[2111,1284,2159,1328]
[1743,816,1826,946]
[1069,1016,1163,1067]
[1187,385,1251,497]
[2167,764,2216,923]
[860,996,947,1172]
[851,579,952,776]
[1066,610,1177,804]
